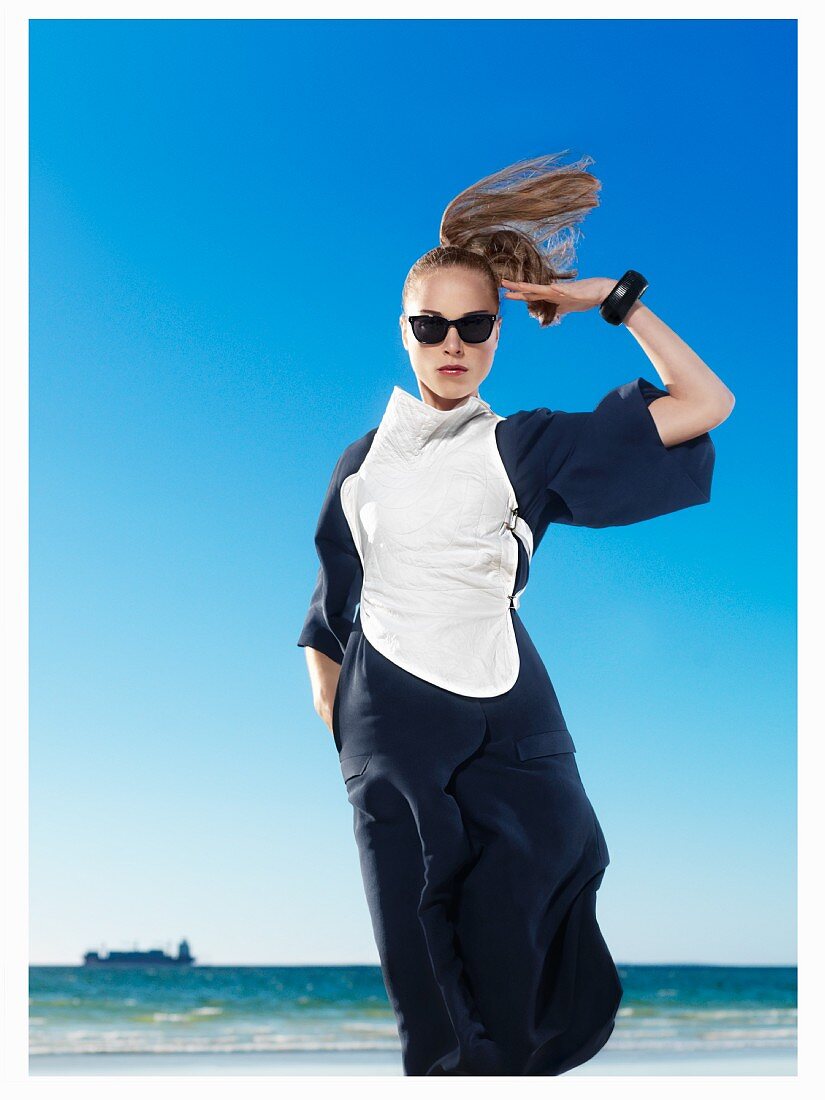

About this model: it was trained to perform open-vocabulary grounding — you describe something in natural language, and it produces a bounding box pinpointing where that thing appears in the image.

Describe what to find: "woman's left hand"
[501,276,616,319]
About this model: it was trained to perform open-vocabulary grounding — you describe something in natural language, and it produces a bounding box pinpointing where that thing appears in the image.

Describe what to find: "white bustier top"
[339,385,534,697]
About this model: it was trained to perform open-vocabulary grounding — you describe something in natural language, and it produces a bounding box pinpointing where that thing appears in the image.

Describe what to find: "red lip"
[438,366,467,372]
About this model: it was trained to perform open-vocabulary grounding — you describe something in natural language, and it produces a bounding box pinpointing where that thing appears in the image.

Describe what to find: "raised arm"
[502,274,736,445]
[499,275,731,529]
[621,296,735,445]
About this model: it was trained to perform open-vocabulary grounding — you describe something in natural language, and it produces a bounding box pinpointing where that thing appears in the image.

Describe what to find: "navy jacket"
[298,376,715,666]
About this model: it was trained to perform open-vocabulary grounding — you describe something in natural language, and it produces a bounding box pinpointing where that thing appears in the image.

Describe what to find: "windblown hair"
[402,151,601,327]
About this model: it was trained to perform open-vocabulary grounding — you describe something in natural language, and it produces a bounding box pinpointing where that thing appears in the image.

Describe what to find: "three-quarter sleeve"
[296,448,364,665]
[543,376,716,529]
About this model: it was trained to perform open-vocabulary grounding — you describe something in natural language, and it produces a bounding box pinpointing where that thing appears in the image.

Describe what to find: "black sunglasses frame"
[407,312,499,345]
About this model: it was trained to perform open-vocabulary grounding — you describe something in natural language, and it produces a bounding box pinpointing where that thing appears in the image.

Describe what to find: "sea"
[28,963,797,1074]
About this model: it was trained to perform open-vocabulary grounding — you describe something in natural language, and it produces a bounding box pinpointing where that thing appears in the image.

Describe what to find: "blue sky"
[29,18,796,966]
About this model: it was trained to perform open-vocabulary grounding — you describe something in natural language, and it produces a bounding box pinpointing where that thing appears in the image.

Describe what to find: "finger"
[504,288,564,301]
[503,280,567,295]
[502,279,555,291]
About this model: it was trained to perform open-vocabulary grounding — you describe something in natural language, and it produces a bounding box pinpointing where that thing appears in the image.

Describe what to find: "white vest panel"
[340,385,533,697]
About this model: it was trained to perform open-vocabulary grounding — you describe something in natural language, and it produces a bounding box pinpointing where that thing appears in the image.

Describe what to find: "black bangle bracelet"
[599,270,649,325]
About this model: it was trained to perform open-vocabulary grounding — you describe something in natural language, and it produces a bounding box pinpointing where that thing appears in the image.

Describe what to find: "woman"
[296,152,734,1076]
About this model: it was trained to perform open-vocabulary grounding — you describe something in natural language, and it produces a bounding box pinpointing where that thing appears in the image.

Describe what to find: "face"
[399,267,502,409]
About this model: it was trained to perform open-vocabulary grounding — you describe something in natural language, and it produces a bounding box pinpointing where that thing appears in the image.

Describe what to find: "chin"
[432,374,472,388]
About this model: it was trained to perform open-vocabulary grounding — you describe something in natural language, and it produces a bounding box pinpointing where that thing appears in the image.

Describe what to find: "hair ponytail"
[403,151,601,327]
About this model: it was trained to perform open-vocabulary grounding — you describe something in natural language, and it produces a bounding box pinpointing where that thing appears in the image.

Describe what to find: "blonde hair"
[402,151,601,327]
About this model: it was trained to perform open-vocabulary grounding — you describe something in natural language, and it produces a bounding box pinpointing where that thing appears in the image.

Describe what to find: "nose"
[442,323,464,352]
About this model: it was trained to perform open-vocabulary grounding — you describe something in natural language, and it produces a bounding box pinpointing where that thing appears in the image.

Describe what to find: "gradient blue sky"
[29,18,796,966]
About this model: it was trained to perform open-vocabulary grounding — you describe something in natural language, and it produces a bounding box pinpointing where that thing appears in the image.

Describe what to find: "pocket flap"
[340,752,372,781]
[515,729,576,760]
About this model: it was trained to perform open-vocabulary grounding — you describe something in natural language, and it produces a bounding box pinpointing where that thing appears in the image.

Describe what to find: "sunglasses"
[407,312,499,345]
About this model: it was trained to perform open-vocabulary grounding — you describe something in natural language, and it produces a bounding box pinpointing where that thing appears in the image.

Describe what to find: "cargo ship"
[82,938,195,968]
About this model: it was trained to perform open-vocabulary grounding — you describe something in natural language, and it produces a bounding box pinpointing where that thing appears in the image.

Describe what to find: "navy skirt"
[332,612,622,1076]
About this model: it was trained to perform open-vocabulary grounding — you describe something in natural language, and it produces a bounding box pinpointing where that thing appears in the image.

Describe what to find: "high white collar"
[378,385,495,455]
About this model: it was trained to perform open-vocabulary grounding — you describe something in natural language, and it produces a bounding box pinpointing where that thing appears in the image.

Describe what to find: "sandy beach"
[30,1047,796,1076]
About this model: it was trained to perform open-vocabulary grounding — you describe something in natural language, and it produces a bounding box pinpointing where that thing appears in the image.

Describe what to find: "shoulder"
[495,406,588,468]
[334,426,379,482]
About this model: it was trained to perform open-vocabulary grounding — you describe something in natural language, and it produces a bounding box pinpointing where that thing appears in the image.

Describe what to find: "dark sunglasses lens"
[457,314,495,343]
[411,317,448,344]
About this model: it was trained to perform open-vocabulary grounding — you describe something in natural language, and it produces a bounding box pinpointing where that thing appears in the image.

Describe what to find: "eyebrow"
[418,309,491,317]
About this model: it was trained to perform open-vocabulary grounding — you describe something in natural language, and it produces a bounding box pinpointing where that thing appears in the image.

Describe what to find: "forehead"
[408,268,498,314]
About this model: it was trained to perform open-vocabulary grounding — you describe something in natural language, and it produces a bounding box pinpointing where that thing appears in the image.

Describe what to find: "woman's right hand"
[315,687,337,735]
[303,647,342,737]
